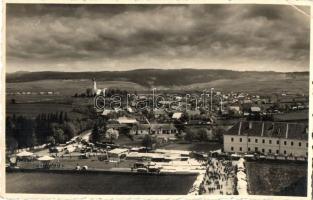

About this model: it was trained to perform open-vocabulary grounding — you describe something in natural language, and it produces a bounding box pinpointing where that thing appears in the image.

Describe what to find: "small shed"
[108,148,129,159]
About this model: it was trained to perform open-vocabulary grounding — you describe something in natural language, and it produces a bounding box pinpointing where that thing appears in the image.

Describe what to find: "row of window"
[230,146,308,156]
[230,137,307,147]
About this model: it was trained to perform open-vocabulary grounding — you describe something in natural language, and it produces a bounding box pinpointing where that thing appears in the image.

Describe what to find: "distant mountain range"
[6,69,309,87]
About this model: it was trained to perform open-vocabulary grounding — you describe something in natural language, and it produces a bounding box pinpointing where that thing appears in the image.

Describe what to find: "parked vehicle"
[137,167,148,173]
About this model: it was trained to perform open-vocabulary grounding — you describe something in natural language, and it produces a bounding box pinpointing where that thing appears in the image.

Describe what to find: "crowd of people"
[199,158,236,195]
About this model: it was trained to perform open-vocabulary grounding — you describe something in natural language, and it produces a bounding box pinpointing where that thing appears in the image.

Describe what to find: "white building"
[117,116,138,124]
[92,78,102,95]
[223,121,308,157]
[108,148,129,159]
[150,124,178,134]
[172,112,183,119]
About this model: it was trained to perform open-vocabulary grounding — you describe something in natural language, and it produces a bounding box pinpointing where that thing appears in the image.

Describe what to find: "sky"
[6,4,310,73]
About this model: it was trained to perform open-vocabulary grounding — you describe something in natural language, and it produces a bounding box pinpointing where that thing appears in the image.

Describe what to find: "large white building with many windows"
[223,121,308,157]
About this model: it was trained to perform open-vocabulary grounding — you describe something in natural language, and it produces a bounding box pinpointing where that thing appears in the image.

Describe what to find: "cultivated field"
[6,79,146,95]
[246,161,307,196]
[6,73,309,95]
[180,76,309,95]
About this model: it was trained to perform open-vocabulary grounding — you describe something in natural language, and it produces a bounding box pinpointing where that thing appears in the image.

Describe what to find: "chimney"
[285,123,289,139]
[261,122,264,137]
[249,121,253,129]
[238,121,242,135]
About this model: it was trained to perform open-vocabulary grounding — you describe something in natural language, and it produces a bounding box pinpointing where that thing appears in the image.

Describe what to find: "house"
[243,99,252,104]
[259,96,271,104]
[108,148,129,159]
[250,106,261,113]
[127,107,134,113]
[117,116,138,124]
[175,96,183,101]
[228,105,241,112]
[102,109,115,116]
[130,124,151,135]
[293,96,308,103]
[172,112,183,119]
[186,110,201,117]
[150,124,178,134]
[223,121,308,157]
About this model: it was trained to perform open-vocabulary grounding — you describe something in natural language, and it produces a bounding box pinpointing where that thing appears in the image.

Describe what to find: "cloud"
[6,4,310,72]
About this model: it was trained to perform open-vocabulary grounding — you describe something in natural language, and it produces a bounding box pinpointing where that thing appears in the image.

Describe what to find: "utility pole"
[220,96,223,112]
[152,88,156,111]
[210,88,214,112]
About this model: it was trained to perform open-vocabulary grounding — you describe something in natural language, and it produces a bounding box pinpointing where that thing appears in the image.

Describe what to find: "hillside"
[6,69,308,85]
[6,69,309,94]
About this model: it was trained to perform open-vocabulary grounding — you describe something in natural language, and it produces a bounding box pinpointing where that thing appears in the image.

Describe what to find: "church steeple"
[92,78,97,95]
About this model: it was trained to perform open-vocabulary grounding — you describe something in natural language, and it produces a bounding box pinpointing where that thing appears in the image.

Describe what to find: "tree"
[54,128,66,144]
[59,112,64,123]
[17,118,37,148]
[6,116,15,136]
[173,113,188,135]
[105,128,119,143]
[142,135,155,149]
[64,112,69,121]
[46,136,56,146]
[27,129,38,147]
[6,136,18,153]
[184,128,195,142]
[91,124,100,143]
[173,119,185,135]
[64,122,77,139]
[213,127,225,143]
[86,88,93,97]
[91,118,107,143]
[197,128,208,141]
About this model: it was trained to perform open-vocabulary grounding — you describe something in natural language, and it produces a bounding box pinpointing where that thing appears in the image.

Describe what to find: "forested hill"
[6,69,309,87]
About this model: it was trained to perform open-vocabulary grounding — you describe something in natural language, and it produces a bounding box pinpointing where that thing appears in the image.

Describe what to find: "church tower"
[92,78,97,95]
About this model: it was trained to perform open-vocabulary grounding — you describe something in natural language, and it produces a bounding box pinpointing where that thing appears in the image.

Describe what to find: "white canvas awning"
[16,151,34,157]
[37,155,55,161]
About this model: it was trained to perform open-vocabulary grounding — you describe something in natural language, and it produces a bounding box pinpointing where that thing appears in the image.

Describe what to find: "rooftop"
[108,148,129,154]
[117,117,138,124]
[225,121,308,140]
[150,123,177,130]
[172,112,183,119]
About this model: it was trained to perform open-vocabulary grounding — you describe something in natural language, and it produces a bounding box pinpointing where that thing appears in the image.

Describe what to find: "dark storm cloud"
[244,5,283,20]
[6,4,310,72]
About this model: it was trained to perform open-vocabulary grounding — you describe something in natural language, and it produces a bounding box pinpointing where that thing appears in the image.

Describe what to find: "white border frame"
[1,1,312,199]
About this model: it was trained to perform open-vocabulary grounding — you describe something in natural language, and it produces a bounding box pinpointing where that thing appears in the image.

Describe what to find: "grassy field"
[6,172,196,194]
[6,73,309,95]
[6,79,146,95]
[180,76,309,95]
[6,102,88,119]
[246,161,307,196]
